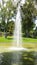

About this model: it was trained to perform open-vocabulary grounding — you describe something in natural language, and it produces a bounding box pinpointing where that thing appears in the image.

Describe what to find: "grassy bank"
[0,36,12,43]
[0,36,37,43]
[22,37,37,43]
[0,36,37,49]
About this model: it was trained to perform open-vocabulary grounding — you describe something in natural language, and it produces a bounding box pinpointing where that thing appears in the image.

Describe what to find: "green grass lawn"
[0,36,37,43]
[0,36,37,49]
[0,36,12,43]
[0,36,37,52]
[22,37,37,43]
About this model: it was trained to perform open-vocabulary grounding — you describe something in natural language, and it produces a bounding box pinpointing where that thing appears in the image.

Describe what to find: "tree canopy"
[0,0,37,38]
[0,0,16,33]
[21,0,37,37]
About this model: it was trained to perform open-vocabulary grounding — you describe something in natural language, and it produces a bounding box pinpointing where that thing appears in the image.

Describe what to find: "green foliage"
[21,0,37,37]
[0,0,15,34]
[7,21,14,35]
[0,0,37,38]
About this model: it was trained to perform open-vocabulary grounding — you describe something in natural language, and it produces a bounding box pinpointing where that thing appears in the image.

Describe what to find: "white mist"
[13,5,22,47]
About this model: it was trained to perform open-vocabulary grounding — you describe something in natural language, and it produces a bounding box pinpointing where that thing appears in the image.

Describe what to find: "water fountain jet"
[8,0,29,51]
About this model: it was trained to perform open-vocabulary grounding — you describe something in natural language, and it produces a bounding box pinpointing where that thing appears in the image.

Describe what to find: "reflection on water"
[0,51,37,65]
[0,53,3,65]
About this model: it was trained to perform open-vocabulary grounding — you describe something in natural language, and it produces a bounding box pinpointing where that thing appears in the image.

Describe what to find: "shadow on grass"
[7,38,13,40]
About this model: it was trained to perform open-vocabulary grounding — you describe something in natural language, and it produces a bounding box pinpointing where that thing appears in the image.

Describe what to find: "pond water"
[0,51,37,65]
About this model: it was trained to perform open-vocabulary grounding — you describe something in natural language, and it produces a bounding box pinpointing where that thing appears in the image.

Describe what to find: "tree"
[7,21,14,35]
[21,0,37,37]
[0,0,16,38]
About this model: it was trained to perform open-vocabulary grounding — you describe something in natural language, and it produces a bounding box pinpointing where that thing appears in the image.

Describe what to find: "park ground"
[0,37,37,65]
[0,36,37,52]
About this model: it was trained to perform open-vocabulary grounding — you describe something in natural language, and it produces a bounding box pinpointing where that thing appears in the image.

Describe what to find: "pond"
[0,51,37,65]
